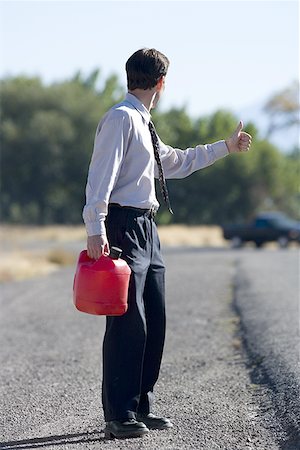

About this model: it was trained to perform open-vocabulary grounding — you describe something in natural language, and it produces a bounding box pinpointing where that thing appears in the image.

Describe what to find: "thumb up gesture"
[225,121,252,153]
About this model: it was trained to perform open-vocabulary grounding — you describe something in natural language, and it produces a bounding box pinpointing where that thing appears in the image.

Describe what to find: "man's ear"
[156,76,165,91]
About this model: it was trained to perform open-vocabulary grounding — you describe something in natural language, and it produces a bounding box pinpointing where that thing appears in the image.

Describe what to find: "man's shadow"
[0,430,106,450]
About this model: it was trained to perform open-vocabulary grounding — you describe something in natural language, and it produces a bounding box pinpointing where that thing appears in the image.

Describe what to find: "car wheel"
[277,236,289,248]
[231,236,243,248]
[254,241,263,248]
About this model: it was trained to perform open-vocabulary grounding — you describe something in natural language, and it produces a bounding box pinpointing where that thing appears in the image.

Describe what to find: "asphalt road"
[0,247,299,450]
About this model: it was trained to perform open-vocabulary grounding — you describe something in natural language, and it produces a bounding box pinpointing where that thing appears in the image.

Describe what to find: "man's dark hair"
[126,48,170,90]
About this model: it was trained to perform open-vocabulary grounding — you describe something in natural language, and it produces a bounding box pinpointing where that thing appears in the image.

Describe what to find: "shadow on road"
[0,430,106,450]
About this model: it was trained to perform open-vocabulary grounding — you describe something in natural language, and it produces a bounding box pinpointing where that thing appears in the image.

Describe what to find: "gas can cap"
[109,247,122,259]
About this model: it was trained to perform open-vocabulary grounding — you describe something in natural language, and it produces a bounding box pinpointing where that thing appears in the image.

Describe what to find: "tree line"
[0,71,299,226]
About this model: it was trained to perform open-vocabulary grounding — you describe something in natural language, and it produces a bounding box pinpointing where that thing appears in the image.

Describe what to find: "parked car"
[222,212,300,248]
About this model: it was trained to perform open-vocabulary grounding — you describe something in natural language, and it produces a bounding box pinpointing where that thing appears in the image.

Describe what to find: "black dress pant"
[102,204,166,422]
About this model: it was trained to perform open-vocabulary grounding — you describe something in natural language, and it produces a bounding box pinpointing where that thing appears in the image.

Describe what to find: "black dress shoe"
[136,413,173,430]
[104,419,149,439]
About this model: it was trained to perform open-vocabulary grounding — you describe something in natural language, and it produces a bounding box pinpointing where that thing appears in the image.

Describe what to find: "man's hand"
[225,121,252,153]
[87,234,110,260]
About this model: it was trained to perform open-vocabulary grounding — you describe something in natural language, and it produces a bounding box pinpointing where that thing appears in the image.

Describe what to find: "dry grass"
[0,251,59,282]
[46,248,78,266]
[0,224,226,282]
[158,224,226,247]
[0,225,85,282]
[0,225,86,248]
[0,249,78,283]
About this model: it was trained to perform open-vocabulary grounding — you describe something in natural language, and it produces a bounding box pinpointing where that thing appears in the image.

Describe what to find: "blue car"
[222,211,300,248]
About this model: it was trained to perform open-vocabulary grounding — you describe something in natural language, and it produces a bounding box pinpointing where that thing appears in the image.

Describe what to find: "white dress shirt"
[82,93,229,236]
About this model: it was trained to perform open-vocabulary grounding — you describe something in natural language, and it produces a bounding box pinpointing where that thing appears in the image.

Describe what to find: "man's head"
[126,48,169,91]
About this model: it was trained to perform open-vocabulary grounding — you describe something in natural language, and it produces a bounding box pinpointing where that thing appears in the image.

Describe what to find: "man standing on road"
[82,48,252,439]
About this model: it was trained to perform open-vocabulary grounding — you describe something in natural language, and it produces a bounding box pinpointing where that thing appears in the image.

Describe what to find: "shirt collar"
[125,92,151,124]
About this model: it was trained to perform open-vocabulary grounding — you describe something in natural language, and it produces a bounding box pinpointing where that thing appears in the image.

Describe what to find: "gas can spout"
[109,246,122,260]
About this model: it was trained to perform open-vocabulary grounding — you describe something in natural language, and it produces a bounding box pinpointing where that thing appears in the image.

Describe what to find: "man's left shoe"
[104,419,149,439]
[136,413,173,430]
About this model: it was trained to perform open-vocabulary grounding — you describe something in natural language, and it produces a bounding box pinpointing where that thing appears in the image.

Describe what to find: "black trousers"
[102,204,166,422]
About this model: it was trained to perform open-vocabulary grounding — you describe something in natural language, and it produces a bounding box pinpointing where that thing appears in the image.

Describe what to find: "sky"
[0,0,299,150]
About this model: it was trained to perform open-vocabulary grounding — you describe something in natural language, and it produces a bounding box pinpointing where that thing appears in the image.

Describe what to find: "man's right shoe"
[137,413,173,430]
[104,419,149,439]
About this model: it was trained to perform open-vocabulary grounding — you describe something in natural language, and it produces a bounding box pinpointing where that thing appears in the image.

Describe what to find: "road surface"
[0,247,299,450]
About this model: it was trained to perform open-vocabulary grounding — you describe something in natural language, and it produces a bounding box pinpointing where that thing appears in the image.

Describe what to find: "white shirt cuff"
[211,140,229,160]
[85,220,106,237]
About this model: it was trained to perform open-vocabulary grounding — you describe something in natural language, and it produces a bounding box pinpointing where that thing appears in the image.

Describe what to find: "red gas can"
[73,247,131,316]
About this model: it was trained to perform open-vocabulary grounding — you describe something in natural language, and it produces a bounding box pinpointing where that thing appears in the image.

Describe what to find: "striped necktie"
[148,120,173,214]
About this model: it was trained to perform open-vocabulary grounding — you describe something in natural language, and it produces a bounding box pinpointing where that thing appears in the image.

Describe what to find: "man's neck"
[128,89,157,112]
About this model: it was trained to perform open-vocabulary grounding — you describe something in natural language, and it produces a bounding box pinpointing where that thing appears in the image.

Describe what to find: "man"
[83,48,252,439]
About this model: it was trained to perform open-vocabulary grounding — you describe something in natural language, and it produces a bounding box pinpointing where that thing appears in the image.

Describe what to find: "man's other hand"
[225,121,252,153]
[87,235,110,260]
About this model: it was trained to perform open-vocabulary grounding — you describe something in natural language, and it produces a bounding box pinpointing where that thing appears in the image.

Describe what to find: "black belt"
[109,203,157,218]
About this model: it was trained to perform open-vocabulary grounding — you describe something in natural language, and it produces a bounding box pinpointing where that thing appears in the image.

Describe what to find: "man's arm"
[156,121,252,179]
[82,111,132,259]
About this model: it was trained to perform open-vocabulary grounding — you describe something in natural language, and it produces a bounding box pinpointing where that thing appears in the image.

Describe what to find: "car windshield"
[268,215,299,228]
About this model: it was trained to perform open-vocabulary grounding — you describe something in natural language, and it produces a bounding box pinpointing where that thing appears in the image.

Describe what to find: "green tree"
[154,109,260,225]
[1,73,298,226]
[0,72,123,223]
